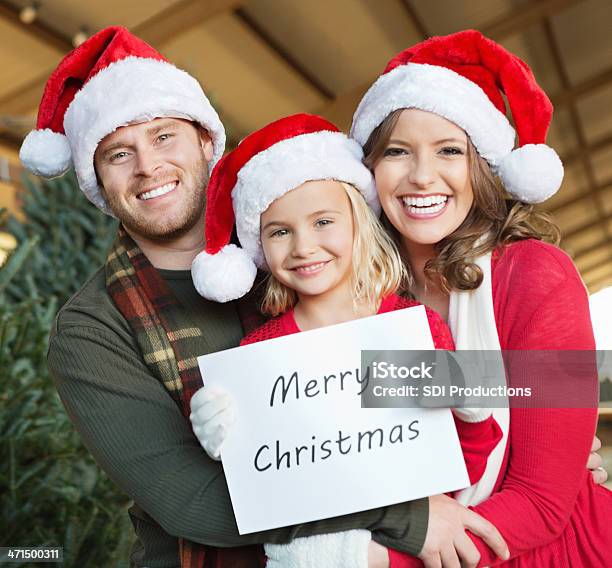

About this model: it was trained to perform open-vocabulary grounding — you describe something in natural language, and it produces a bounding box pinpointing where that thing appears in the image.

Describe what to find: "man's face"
[94,117,213,241]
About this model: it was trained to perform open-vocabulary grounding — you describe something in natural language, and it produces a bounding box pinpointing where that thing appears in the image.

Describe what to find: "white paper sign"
[198,305,470,534]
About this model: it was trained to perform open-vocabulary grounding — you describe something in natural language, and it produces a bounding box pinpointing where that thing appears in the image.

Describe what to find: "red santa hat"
[350,29,563,203]
[192,113,378,302]
[19,26,225,216]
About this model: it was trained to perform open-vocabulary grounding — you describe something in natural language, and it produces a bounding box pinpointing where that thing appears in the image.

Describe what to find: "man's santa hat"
[192,113,378,303]
[351,29,563,203]
[19,26,225,216]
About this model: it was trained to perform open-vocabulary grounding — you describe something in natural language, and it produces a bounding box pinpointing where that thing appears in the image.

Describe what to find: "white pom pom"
[19,129,72,177]
[497,144,564,204]
[191,244,257,302]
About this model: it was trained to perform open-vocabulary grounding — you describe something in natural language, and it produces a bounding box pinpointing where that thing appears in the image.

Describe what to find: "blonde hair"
[261,182,408,316]
[363,109,560,292]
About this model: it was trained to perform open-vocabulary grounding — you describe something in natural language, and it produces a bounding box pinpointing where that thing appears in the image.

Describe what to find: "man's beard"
[105,154,209,242]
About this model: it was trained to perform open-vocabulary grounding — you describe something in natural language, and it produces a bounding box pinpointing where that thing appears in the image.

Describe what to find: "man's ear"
[198,127,214,162]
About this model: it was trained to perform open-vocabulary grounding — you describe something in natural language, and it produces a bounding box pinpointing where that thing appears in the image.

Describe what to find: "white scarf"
[449,252,510,506]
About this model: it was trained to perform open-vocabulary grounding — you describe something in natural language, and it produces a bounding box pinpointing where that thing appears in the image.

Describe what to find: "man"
[21,26,603,568]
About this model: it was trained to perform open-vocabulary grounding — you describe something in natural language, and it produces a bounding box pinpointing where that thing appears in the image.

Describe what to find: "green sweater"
[48,267,428,567]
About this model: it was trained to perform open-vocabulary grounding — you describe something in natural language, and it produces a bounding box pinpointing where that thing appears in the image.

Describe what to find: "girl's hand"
[189,385,235,460]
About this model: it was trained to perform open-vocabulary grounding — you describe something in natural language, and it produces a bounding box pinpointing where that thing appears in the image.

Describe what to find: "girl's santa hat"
[192,113,378,303]
[19,26,225,216]
[350,29,563,203]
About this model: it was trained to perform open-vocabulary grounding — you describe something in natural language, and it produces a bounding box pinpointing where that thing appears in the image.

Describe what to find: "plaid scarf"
[105,228,266,568]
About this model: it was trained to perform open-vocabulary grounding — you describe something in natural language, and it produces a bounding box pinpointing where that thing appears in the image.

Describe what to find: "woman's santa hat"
[351,29,563,203]
[19,26,225,216]
[192,113,378,303]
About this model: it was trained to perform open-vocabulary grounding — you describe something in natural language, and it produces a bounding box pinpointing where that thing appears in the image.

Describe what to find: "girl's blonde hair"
[261,181,408,316]
[363,109,560,292]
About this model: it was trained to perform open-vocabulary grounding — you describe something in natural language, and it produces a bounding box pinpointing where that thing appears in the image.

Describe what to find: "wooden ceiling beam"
[232,7,334,101]
[0,0,244,117]
[550,179,612,214]
[481,0,584,40]
[132,0,245,46]
[585,273,612,291]
[542,18,612,266]
[582,268,612,287]
[562,211,612,241]
[0,0,73,52]
[399,0,430,40]
[562,131,612,168]
[576,252,611,275]
[551,65,612,107]
[573,239,612,262]
[317,0,592,128]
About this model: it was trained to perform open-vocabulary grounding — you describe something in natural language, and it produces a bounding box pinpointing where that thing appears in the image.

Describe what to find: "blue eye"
[110,151,129,162]
[270,228,289,238]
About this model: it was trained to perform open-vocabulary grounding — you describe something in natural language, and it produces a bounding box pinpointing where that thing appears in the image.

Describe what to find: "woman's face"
[373,108,474,248]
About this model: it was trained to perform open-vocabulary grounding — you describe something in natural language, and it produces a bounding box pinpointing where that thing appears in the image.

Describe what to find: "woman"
[351,29,612,566]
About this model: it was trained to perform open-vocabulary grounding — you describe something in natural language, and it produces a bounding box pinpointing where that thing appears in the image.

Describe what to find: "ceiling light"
[19,2,39,25]
[72,27,89,47]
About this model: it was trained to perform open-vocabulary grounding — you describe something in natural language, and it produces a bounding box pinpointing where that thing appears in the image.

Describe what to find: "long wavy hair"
[362,109,560,292]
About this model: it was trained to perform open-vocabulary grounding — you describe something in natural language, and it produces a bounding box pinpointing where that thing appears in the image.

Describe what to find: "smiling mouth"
[138,181,178,201]
[400,195,449,216]
[291,261,330,275]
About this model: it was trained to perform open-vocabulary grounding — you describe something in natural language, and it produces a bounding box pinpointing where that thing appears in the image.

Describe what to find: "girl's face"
[373,108,474,249]
[261,180,355,300]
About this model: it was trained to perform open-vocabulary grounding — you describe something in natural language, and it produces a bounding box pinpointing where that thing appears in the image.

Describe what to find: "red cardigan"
[390,240,612,567]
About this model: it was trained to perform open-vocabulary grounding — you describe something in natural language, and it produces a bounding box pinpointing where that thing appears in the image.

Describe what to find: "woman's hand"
[189,385,235,460]
[418,494,509,568]
[588,435,609,485]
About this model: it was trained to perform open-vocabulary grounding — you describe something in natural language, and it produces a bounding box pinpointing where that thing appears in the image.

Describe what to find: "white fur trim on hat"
[64,56,226,216]
[192,244,257,302]
[497,144,563,203]
[19,128,72,178]
[350,63,516,168]
[233,131,377,268]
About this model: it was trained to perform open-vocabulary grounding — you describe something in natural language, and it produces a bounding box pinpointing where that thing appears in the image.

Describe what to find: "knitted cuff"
[452,407,493,423]
[264,529,370,568]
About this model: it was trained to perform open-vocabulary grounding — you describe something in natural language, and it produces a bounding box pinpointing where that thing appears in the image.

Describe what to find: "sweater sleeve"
[466,248,599,565]
[48,324,428,554]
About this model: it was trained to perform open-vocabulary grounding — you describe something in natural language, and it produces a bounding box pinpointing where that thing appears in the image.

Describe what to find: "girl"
[350,30,611,566]
[189,113,504,567]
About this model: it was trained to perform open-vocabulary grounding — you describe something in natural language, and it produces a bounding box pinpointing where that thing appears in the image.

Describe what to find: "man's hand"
[418,494,509,568]
[368,540,389,568]
[189,385,235,460]
[588,435,609,485]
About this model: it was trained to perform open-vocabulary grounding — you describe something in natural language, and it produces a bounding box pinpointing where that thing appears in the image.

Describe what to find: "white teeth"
[401,195,448,208]
[295,262,325,273]
[139,182,177,201]
[405,202,445,216]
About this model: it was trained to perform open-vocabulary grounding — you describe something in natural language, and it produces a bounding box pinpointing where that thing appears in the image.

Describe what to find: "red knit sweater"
[389,240,612,567]
[241,294,502,487]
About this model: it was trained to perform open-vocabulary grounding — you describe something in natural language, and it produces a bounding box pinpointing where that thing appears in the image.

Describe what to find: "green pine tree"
[0,174,134,567]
